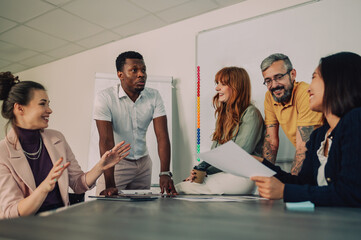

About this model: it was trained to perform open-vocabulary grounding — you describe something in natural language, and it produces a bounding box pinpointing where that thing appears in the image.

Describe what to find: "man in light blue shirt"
[94,51,176,195]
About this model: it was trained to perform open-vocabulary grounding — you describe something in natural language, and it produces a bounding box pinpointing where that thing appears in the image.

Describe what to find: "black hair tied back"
[0,71,20,101]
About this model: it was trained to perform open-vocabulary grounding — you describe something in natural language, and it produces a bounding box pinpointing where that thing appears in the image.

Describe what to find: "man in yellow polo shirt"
[260,53,323,175]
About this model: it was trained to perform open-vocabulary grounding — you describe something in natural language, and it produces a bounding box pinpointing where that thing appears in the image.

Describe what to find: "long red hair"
[212,67,251,144]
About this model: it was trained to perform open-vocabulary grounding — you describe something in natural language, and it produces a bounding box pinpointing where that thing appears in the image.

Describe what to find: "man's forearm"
[263,138,278,164]
[99,142,116,188]
[103,167,116,188]
[291,125,314,175]
[158,139,171,172]
[263,124,279,164]
[96,120,116,190]
[291,150,306,175]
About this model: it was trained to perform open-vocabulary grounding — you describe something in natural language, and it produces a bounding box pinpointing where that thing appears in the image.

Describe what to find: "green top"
[197,104,265,175]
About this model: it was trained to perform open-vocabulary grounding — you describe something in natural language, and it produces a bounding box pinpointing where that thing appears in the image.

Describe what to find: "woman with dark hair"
[251,52,361,207]
[176,67,265,194]
[0,72,130,218]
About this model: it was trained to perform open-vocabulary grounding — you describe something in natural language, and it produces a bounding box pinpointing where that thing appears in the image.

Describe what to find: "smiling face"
[18,89,52,129]
[308,66,325,113]
[262,60,296,103]
[118,58,147,100]
[215,81,232,103]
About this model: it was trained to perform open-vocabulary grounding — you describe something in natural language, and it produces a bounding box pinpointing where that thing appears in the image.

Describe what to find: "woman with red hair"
[176,67,265,194]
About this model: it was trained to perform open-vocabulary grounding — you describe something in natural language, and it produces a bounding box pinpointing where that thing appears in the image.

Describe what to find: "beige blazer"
[0,128,90,219]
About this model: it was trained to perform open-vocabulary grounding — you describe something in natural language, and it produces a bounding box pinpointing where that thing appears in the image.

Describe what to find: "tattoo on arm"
[263,139,277,164]
[298,126,314,142]
[291,151,306,175]
[263,124,279,164]
[290,126,314,175]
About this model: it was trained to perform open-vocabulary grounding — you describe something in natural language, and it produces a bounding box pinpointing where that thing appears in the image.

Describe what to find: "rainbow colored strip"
[197,66,200,161]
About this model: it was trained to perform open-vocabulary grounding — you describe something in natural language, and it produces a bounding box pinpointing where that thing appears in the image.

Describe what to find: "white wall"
[9,0,311,183]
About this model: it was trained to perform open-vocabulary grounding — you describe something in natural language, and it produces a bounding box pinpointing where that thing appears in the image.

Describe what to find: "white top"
[93,84,166,160]
[316,132,333,186]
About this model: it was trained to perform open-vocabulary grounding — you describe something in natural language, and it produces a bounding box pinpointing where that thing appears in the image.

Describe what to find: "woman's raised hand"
[39,157,70,193]
[99,141,131,170]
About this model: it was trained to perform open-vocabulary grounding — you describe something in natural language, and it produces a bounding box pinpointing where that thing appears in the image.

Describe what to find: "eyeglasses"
[263,69,292,87]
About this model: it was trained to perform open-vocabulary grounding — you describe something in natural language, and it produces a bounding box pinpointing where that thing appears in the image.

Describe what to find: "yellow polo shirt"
[264,81,323,147]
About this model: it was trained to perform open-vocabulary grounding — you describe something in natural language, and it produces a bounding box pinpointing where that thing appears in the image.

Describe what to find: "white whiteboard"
[87,73,173,186]
[197,0,361,162]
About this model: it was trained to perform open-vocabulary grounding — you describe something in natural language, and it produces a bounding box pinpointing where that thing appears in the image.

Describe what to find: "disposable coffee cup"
[193,169,206,183]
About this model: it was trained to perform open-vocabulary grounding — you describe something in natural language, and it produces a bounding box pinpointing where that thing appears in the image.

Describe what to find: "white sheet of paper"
[175,198,238,202]
[198,141,276,178]
[174,196,243,202]
[174,196,268,202]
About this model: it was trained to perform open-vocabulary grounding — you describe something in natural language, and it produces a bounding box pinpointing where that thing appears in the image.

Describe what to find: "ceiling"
[0,0,245,73]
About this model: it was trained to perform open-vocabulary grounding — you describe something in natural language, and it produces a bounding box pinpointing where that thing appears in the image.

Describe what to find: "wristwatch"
[159,171,173,177]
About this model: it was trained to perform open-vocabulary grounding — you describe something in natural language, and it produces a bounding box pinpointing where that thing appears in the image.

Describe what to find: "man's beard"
[271,84,293,103]
[135,87,145,93]
[134,82,145,93]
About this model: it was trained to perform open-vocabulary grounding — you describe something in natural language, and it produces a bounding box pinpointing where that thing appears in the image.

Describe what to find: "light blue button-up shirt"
[93,84,166,160]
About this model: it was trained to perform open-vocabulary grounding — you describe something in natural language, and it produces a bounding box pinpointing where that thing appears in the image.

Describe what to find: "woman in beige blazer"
[0,72,130,218]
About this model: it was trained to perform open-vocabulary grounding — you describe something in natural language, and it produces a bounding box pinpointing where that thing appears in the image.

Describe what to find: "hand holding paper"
[197,141,275,178]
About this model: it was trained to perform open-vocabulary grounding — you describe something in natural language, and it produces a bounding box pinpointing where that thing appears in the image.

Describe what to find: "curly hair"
[115,51,143,72]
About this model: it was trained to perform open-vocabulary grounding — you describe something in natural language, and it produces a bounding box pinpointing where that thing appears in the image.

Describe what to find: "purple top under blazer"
[0,128,93,218]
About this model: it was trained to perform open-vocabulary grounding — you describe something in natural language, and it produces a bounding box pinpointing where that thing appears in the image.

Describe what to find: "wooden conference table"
[0,195,360,240]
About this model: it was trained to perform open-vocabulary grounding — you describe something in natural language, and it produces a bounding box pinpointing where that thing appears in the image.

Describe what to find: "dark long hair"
[0,71,45,136]
[319,52,361,117]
